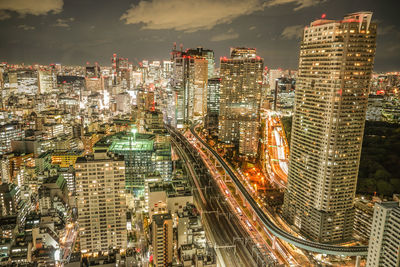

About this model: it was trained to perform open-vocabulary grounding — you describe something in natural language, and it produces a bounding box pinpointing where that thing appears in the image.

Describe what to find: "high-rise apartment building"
[111,54,130,85]
[366,201,400,267]
[283,12,377,243]
[218,48,263,156]
[137,90,155,112]
[162,60,173,80]
[75,151,127,253]
[192,58,208,118]
[151,213,173,267]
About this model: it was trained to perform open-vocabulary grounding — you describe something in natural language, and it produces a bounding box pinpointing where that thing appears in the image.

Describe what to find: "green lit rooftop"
[109,138,154,152]
[94,130,156,152]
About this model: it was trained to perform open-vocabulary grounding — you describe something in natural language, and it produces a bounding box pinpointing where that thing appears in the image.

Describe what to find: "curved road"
[190,125,368,257]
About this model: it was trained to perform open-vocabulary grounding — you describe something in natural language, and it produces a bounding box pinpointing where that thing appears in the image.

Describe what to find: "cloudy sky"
[0,0,399,71]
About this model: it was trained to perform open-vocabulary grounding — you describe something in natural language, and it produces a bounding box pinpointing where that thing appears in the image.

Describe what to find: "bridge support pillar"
[355,256,361,267]
[271,236,276,250]
[215,159,221,168]
[208,151,214,164]
[231,186,236,195]
[222,172,226,182]
[233,185,238,195]
[240,194,246,208]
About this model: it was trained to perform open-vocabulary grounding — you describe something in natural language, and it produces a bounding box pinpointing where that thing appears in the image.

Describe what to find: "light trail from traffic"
[189,136,287,265]
[189,124,369,256]
[265,113,289,186]
[169,126,271,266]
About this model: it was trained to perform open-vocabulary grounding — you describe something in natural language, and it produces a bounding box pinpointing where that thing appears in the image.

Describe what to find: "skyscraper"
[283,12,377,243]
[191,58,208,119]
[75,150,127,253]
[170,46,211,126]
[366,201,400,267]
[205,77,220,131]
[186,47,215,79]
[218,48,263,156]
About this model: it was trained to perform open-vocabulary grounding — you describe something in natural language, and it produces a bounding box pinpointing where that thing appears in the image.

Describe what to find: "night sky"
[0,0,399,71]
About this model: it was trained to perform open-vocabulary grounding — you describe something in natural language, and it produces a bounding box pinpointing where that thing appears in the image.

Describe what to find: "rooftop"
[152,213,172,225]
[110,139,154,152]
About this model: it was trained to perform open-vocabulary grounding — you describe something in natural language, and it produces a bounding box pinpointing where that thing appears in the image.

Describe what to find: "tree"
[376,180,394,196]
[357,178,376,193]
[281,117,400,196]
[390,178,400,191]
[374,168,391,181]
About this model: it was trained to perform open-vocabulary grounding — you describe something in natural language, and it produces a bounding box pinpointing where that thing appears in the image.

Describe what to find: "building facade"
[0,123,25,154]
[152,213,173,267]
[106,132,154,196]
[205,78,220,131]
[353,199,374,241]
[75,151,127,253]
[218,48,263,156]
[366,201,400,267]
[283,12,377,243]
[171,47,211,126]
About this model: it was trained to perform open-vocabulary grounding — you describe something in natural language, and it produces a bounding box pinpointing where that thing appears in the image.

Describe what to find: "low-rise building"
[148,179,193,223]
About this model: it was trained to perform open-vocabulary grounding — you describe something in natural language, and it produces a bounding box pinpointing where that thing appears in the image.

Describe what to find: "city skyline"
[0,0,400,71]
[1,2,400,266]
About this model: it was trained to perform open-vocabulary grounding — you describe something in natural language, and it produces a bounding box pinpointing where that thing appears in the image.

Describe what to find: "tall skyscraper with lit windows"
[218,48,263,156]
[170,46,210,127]
[283,12,377,243]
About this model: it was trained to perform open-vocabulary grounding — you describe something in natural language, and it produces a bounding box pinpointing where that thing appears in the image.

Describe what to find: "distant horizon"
[2,54,400,74]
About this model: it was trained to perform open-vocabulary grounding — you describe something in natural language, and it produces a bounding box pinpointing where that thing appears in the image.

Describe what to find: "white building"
[268,69,284,91]
[148,181,193,223]
[366,96,383,121]
[366,201,400,267]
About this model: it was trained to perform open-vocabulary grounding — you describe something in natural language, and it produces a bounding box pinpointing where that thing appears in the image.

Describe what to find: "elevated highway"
[189,125,368,257]
[167,125,275,266]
